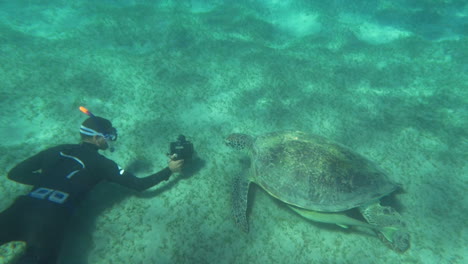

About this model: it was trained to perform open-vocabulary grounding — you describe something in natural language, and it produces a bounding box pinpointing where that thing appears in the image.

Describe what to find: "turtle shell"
[250,131,398,212]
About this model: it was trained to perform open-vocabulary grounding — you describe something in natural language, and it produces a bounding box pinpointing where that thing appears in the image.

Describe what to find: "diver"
[0,107,184,264]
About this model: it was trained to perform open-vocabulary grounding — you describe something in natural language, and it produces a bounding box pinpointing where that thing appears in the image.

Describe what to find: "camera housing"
[169,135,194,161]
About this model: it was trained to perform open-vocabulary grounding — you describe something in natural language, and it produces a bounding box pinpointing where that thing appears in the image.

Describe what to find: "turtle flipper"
[360,203,411,252]
[232,176,251,232]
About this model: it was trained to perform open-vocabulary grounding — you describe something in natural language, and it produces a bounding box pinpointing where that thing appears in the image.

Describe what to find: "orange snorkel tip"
[79,106,94,117]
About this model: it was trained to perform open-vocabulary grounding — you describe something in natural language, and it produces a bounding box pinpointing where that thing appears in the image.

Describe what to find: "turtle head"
[225,133,254,150]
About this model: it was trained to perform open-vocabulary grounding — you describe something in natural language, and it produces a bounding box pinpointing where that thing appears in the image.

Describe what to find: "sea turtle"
[225,131,410,252]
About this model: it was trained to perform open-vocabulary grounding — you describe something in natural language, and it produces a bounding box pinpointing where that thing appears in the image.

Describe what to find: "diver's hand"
[168,154,184,173]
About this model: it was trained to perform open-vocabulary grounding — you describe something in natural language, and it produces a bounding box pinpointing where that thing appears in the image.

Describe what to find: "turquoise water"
[0,0,466,263]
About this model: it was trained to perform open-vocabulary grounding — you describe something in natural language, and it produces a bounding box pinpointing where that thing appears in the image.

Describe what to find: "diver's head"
[80,116,118,151]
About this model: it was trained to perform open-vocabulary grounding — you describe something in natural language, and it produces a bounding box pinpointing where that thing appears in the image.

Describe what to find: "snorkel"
[79,106,117,152]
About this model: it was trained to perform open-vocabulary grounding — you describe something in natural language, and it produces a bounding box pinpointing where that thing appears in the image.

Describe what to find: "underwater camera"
[169,135,194,161]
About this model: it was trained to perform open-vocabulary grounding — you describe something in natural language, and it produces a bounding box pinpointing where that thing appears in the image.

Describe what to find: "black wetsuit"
[0,142,172,264]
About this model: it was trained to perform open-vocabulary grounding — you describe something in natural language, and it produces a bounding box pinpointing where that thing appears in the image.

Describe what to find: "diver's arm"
[108,167,173,192]
[7,151,44,186]
[101,157,182,192]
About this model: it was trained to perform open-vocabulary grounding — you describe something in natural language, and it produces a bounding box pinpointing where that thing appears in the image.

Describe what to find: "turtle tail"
[232,176,251,232]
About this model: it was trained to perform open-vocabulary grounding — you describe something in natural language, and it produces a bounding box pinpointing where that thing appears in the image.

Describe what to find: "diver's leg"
[26,223,66,264]
[19,246,60,264]
[24,204,70,264]
[0,199,28,262]
[0,200,22,244]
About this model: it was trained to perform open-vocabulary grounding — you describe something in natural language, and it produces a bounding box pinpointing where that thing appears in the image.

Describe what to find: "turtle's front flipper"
[360,203,410,252]
[232,176,251,232]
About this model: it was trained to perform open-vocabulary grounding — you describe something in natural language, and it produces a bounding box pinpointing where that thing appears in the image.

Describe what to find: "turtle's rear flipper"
[379,226,411,253]
[360,203,411,253]
[232,176,251,232]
